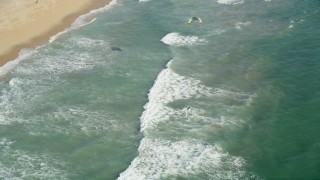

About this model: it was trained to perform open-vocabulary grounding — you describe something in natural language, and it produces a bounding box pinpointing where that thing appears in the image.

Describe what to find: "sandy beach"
[0,0,112,66]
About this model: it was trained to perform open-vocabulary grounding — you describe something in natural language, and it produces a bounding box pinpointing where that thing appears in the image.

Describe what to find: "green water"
[226,11,320,178]
[0,0,319,179]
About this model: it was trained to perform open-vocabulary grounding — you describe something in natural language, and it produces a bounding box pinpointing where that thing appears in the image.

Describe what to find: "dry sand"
[0,0,112,66]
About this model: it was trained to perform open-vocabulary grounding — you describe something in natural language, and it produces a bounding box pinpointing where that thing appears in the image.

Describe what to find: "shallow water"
[0,0,319,179]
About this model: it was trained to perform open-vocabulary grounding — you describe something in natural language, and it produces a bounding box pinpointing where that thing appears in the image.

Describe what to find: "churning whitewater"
[118,59,255,179]
[1,0,320,179]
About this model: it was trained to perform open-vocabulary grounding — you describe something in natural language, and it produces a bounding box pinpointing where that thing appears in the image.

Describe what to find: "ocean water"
[0,0,320,179]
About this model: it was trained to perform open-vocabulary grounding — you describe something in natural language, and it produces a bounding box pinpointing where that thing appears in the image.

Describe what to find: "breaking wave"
[161,33,207,47]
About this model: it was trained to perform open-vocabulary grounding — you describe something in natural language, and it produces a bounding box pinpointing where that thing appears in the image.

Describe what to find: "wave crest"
[118,138,250,180]
[161,33,207,47]
[217,0,244,5]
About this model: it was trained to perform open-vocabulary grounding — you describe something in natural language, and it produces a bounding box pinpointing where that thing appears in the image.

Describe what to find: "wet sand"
[0,0,112,66]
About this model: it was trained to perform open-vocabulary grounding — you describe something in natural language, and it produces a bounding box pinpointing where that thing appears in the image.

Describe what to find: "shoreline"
[0,0,113,67]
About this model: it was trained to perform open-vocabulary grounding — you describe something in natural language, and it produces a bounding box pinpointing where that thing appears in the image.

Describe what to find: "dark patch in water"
[111,47,122,51]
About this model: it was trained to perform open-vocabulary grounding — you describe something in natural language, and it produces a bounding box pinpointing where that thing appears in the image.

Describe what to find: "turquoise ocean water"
[0,0,319,179]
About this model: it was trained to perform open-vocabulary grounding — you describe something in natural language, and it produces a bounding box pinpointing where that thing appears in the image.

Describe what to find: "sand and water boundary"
[0,0,112,67]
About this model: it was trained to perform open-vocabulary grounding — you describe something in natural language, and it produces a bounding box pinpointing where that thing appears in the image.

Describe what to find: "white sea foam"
[0,61,19,77]
[48,106,117,136]
[0,42,109,131]
[0,97,117,136]
[50,0,118,43]
[71,37,106,48]
[0,49,36,77]
[0,0,118,77]
[217,0,244,5]
[140,61,212,131]
[0,138,66,179]
[0,138,15,151]
[0,84,116,135]
[0,36,111,128]
[206,29,227,37]
[140,60,249,131]
[71,16,97,29]
[161,33,207,47]
[118,138,250,180]
[18,37,108,76]
[139,0,150,2]
[49,29,69,44]
[235,21,252,30]
[118,60,255,178]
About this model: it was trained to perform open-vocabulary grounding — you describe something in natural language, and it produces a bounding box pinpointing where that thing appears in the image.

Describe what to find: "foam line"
[118,57,257,179]
[118,138,252,179]
[0,0,118,77]
[140,60,249,131]
[217,0,244,5]
[0,49,36,77]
